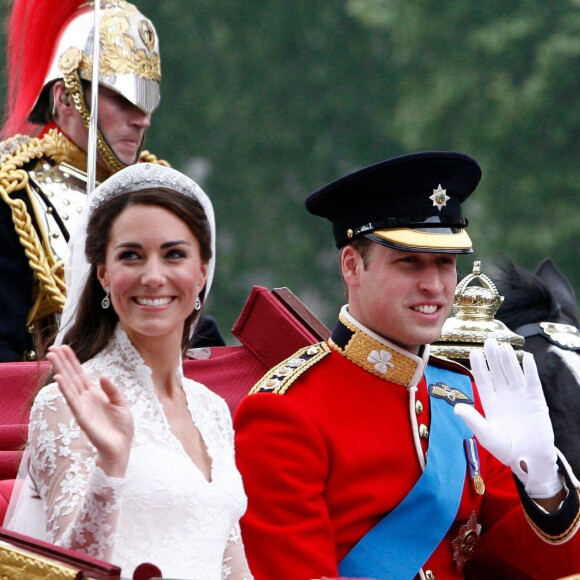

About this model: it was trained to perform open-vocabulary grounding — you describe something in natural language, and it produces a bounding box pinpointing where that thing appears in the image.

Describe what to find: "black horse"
[493,257,580,475]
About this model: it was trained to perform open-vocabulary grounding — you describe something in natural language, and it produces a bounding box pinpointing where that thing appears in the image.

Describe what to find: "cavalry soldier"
[234,151,580,580]
[0,0,167,361]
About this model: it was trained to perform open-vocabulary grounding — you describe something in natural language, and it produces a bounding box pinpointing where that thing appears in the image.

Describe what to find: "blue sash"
[338,365,474,580]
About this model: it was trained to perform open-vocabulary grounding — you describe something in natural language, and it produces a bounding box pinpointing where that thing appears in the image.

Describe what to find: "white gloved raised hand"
[454,338,562,499]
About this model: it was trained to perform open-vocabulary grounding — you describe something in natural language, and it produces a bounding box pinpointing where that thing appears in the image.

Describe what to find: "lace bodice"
[7,326,253,580]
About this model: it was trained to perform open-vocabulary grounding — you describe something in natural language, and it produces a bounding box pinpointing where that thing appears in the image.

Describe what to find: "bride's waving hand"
[47,344,134,477]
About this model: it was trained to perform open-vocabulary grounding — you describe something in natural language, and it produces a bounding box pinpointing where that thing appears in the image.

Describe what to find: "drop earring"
[101,287,111,309]
[195,286,202,311]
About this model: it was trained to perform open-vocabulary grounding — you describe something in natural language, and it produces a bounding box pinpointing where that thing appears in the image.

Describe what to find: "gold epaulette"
[249,342,330,395]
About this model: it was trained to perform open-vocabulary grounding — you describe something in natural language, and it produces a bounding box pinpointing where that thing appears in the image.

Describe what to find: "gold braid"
[0,134,68,324]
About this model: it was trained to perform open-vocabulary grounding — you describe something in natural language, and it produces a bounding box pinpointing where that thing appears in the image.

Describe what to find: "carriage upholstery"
[0,286,330,578]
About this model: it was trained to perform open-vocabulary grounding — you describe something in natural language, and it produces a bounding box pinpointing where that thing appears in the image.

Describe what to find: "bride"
[5,163,254,580]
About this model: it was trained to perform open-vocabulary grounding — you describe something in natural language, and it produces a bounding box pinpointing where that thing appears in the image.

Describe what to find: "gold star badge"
[429,184,450,211]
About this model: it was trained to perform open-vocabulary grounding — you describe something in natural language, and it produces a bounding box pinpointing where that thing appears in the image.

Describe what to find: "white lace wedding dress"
[6,325,254,580]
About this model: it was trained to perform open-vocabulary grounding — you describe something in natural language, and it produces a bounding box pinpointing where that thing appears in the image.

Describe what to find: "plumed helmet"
[2,0,161,139]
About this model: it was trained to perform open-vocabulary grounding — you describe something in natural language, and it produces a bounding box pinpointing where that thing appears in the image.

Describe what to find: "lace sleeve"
[28,384,127,560]
[221,522,255,580]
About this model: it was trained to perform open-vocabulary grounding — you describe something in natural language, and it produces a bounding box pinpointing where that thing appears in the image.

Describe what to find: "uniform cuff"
[515,456,580,544]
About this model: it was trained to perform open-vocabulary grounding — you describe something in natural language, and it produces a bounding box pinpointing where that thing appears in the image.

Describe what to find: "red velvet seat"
[0,360,50,523]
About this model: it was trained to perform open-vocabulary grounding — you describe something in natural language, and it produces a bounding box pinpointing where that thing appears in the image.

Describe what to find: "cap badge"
[429,184,450,211]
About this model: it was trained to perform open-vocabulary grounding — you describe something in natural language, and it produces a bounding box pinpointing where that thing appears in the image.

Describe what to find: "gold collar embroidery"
[329,312,421,388]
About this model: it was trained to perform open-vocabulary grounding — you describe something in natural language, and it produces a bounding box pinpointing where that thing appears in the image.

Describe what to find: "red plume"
[1,0,87,138]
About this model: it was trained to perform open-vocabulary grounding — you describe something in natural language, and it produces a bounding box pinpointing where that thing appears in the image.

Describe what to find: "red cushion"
[0,363,42,482]
[231,286,327,369]
[184,346,267,415]
[0,479,16,526]
[0,451,24,481]
[0,424,28,450]
[0,361,49,425]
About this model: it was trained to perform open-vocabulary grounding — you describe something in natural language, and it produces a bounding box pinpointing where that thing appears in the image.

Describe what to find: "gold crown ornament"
[431,261,525,365]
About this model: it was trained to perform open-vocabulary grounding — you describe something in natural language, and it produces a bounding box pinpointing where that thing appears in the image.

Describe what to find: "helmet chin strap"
[94,124,147,170]
[62,68,127,175]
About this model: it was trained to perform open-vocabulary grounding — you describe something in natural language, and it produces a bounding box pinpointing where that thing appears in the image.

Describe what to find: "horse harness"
[515,322,580,352]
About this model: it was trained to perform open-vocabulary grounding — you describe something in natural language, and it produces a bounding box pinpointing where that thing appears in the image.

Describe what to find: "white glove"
[454,338,562,499]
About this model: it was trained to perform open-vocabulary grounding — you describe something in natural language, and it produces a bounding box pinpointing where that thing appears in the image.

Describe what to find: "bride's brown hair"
[58,188,212,363]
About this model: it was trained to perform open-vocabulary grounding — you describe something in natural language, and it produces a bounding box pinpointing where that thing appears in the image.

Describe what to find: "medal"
[473,473,485,495]
[464,438,485,495]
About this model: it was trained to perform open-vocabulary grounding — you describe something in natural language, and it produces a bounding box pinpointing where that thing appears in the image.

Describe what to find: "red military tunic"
[234,310,580,580]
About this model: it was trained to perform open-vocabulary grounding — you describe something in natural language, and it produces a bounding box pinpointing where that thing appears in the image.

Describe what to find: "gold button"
[415,400,424,414]
[419,424,429,439]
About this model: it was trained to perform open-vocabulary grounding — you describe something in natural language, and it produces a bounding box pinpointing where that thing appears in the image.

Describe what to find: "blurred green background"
[2,0,580,341]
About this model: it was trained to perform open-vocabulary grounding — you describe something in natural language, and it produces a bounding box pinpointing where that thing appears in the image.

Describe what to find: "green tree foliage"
[2,1,579,339]
[347,0,580,289]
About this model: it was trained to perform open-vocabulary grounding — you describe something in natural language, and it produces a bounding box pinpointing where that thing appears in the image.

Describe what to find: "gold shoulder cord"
[0,133,68,324]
